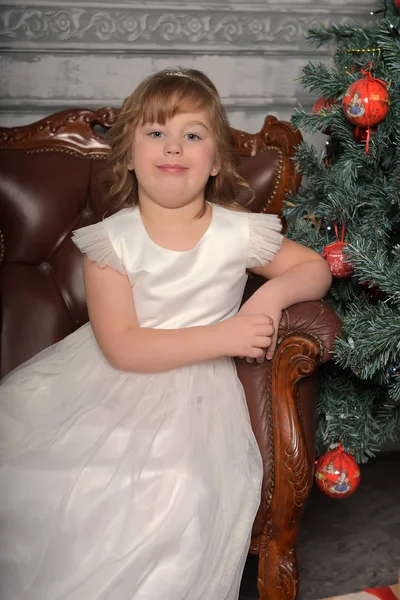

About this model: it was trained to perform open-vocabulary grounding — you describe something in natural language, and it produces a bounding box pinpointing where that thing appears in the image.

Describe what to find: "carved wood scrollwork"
[230,115,302,219]
[260,116,302,198]
[0,108,121,156]
[255,332,322,600]
[258,538,298,600]
[273,331,322,507]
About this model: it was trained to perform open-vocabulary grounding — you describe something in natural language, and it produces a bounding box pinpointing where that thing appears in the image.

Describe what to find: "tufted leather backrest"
[0,108,302,377]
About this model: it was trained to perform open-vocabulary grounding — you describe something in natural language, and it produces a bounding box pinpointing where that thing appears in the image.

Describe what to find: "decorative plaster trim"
[0,4,374,54]
[0,0,379,8]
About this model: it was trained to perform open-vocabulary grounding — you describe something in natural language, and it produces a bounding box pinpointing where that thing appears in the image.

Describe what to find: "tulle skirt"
[0,323,262,600]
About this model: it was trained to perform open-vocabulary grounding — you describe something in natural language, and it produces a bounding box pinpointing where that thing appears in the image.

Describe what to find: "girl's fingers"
[256,336,272,347]
[266,332,278,360]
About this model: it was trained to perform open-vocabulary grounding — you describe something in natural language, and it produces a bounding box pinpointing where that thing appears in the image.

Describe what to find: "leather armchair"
[0,108,341,600]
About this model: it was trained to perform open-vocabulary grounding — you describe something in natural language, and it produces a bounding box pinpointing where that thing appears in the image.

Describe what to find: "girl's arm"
[83,257,274,373]
[241,238,332,359]
[249,238,332,307]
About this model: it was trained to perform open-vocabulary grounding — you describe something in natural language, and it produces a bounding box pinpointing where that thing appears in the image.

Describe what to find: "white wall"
[0,0,378,137]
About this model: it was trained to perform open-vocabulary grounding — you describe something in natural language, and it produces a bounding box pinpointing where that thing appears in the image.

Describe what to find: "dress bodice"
[72,204,283,329]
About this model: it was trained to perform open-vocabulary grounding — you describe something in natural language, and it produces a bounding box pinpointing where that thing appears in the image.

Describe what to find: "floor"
[239,451,400,600]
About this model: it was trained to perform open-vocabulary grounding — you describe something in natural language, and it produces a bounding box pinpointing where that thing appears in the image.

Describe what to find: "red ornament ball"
[315,444,360,498]
[322,241,354,278]
[395,0,400,10]
[313,96,336,115]
[313,96,336,134]
[343,72,390,129]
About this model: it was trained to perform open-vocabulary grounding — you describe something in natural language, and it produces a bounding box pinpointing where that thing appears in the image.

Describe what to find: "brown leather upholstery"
[0,108,342,600]
[0,151,104,375]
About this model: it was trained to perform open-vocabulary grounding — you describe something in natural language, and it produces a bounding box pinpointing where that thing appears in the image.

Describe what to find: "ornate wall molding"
[0,3,375,54]
[0,1,378,128]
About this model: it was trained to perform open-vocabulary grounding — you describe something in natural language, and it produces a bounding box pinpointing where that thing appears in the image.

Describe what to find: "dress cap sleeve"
[72,221,126,275]
[246,213,283,268]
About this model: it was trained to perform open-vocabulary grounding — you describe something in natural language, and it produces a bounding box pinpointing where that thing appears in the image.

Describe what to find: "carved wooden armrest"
[236,300,341,599]
[278,300,342,363]
[256,301,341,599]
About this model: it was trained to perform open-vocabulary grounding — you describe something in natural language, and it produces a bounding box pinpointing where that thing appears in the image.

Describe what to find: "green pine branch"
[333,298,400,379]
[389,374,400,404]
[285,0,400,459]
[307,24,372,48]
[344,240,400,300]
[298,62,349,97]
[317,364,399,462]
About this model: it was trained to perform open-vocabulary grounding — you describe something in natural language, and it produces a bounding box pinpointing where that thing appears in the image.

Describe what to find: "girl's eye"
[149,131,164,138]
[185,133,201,141]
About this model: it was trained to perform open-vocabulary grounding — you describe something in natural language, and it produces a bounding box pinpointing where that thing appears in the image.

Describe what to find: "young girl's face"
[130,110,218,210]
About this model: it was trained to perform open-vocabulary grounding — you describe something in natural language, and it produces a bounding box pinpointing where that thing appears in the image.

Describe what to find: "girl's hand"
[239,298,282,363]
[217,313,275,360]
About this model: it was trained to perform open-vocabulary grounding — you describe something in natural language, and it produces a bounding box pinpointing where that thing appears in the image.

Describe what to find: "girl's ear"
[210,163,221,177]
[127,146,135,171]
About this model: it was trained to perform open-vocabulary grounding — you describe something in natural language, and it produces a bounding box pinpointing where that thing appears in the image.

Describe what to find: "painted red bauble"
[322,241,354,278]
[395,0,400,10]
[315,444,360,498]
[313,96,336,115]
[343,72,390,128]
[313,96,336,134]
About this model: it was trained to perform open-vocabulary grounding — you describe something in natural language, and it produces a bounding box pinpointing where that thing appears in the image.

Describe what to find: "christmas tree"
[284,0,400,462]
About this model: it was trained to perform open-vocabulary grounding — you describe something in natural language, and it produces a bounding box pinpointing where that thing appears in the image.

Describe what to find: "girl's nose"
[164,140,182,155]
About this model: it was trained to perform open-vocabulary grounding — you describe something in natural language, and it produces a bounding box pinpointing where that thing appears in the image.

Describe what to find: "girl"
[0,68,332,600]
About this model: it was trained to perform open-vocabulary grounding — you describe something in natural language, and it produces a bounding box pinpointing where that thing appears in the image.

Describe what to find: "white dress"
[0,203,282,600]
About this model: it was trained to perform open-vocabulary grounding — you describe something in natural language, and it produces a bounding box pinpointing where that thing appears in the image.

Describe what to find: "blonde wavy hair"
[103,67,253,213]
